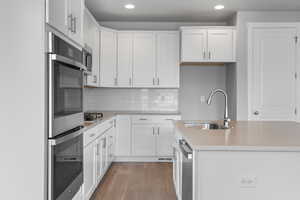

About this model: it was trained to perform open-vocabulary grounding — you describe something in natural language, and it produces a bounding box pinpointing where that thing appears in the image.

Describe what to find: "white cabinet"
[181,27,236,63]
[100,29,117,87]
[156,32,180,88]
[83,118,116,200]
[84,9,100,87]
[117,32,134,87]
[46,0,84,45]
[133,32,156,88]
[132,125,156,156]
[207,29,235,62]
[131,115,181,158]
[83,141,96,200]
[173,145,182,200]
[181,29,207,62]
[156,125,174,156]
[115,115,132,156]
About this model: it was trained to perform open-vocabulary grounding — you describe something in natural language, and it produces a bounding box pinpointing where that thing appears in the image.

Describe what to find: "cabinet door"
[47,0,68,35]
[84,10,100,87]
[95,138,102,181]
[133,32,156,88]
[132,125,156,156]
[156,32,180,88]
[207,29,235,62]
[117,32,133,87]
[156,126,174,156]
[181,29,207,62]
[68,0,84,45]
[100,30,117,87]
[249,26,297,121]
[107,127,115,165]
[100,136,108,174]
[115,115,131,156]
[83,141,96,199]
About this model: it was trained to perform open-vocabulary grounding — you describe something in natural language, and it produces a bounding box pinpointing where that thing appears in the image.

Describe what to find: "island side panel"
[194,151,300,200]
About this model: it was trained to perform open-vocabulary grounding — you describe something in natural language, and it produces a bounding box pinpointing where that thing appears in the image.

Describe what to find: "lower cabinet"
[83,119,116,200]
[83,140,96,200]
[156,125,175,156]
[132,125,157,156]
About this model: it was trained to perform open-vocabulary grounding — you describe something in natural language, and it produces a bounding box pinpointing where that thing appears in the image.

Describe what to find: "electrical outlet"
[240,176,257,188]
[200,96,206,103]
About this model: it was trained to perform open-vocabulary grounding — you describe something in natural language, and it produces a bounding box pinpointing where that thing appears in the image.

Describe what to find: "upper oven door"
[48,54,85,138]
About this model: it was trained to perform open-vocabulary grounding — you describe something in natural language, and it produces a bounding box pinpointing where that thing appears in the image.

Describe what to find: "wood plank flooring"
[91,162,177,200]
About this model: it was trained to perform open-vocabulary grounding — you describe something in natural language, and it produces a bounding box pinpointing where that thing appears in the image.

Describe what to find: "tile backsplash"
[84,88,179,112]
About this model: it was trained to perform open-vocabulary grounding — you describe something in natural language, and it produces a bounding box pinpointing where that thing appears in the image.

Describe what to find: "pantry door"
[248,24,298,121]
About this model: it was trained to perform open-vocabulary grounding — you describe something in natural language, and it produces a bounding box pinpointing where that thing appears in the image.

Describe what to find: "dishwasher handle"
[179,140,193,160]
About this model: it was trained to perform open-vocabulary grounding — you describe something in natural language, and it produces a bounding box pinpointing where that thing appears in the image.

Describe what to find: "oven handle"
[49,128,83,146]
[49,54,87,71]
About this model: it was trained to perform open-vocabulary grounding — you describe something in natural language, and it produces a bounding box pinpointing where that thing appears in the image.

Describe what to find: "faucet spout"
[207,89,230,129]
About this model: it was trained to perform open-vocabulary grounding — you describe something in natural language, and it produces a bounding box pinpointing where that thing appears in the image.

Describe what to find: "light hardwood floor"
[91,162,177,200]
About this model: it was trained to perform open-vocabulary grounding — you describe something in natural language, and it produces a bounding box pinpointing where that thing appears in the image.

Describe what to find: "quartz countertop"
[175,120,300,151]
[84,111,181,130]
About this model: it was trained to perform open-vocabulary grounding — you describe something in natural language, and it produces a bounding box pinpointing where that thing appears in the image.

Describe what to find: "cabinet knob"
[253,111,260,115]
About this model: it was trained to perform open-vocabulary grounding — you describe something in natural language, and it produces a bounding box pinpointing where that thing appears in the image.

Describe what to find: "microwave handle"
[49,54,87,71]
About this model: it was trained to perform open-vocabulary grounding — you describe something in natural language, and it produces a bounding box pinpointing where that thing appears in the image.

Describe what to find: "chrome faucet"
[207,88,231,129]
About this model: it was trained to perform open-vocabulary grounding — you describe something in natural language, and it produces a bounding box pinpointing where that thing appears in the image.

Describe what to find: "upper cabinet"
[46,0,84,46]
[181,27,236,63]
[132,32,156,88]
[99,28,118,87]
[156,32,180,88]
[101,31,180,88]
[84,9,100,87]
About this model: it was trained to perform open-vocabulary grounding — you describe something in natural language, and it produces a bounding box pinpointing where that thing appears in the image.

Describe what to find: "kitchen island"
[173,121,300,200]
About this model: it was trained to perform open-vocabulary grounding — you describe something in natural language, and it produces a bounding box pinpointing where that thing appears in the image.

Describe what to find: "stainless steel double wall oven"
[47,32,86,200]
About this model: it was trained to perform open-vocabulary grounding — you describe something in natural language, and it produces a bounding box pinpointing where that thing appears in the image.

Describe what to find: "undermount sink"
[183,122,229,130]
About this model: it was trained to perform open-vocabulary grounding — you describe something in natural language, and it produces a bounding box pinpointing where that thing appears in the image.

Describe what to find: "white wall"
[179,66,227,120]
[0,1,46,200]
[233,11,300,120]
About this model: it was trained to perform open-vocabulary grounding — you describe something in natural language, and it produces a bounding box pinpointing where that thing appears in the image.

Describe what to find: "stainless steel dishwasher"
[179,139,193,200]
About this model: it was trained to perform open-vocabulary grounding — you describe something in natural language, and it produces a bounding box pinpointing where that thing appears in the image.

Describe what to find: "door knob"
[253,111,260,115]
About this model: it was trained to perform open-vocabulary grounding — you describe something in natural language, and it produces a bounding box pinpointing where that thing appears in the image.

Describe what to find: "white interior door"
[117,32,133,87]
[207,29,235,62]
[132,32,156,87]
[156,32,180,88]
[249,25,298,121]
[181,29,207,62]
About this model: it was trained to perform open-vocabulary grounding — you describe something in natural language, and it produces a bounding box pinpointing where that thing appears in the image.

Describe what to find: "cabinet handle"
[203,51,206,59]
[254,111,260,115]
[139,118,147,121]
[90,133,95,138]
[153,78,155,85]
[152,127,155,135]
[93,75,97,83]
[68,14,73,32]
[129,78,132,85]
[157,127,160,135]
[73,17,77,33]
[114,78,118,86]
[71,16,76,33]
[208,52,212,60]
[157,78,160,85]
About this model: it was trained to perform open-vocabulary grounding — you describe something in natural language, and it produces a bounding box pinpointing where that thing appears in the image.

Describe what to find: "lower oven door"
[48,128,83,200]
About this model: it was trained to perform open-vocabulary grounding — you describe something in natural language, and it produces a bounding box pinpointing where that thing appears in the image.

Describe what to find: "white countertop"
[175,120,300,151]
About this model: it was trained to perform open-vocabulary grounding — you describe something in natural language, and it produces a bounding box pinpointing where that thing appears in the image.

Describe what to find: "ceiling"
[86,0,300,22]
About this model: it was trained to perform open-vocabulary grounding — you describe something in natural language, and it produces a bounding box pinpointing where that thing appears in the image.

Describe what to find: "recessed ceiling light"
[214,4,225,10]
[125,4,135,9]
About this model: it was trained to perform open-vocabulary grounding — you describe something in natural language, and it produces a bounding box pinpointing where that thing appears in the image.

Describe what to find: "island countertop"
[174,121,300,151]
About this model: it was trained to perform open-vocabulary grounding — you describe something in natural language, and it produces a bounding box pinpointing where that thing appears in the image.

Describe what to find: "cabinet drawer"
[131,115,154,124]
